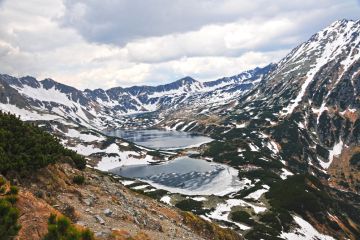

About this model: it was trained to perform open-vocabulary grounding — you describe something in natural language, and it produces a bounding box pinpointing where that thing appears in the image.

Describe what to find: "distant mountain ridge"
[0,64,274,129]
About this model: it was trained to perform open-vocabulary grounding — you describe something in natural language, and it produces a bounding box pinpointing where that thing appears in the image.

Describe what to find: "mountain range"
[0,64,274,130]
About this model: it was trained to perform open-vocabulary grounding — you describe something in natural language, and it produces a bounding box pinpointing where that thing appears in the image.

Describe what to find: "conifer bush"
[0,112,86,174]
[0,180,20,239]
[43,214,94,240]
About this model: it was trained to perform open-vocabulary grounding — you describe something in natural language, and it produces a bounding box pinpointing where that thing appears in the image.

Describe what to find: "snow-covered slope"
[109,20,359,240]
[159,19,360,239]
[260,19,360,117]
[0,64,273,130]
[84,64,273,115]
[212,19,360,175]
[248,19,358,172]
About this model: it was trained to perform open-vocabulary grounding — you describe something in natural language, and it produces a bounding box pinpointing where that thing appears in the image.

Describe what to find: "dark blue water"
[104,129,212,150]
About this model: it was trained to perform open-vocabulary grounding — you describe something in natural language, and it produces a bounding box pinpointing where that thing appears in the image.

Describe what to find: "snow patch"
[120,180,136,186]
[132,185,149,190]
[280,168,294,180]
[280,215,335,240]
[319,140,343,169]
[192,197,207,201]
[0,103,60,121]
[267,140,279,154]
[235,122,246,128]
[207,199,252,230]
[248,143,260,152]
[66,129,104,142]
[244,185,270,200]
[160,195,172,205]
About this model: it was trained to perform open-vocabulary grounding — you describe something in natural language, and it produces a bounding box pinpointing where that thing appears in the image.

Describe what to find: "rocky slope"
[10,163,241,240]
[227,19,360,186]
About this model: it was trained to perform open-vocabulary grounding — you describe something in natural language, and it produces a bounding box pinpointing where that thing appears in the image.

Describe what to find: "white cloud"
[223,19,295,49]
[60,0,358,46]
[60,0,257,45]
[0,0,359,89]
[165,51,287,80]
[125,17,298,63]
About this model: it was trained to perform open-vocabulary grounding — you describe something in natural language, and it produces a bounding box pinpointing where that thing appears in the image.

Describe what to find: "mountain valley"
[1,19,360,240]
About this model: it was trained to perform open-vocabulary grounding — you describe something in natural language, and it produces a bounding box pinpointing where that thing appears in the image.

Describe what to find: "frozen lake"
[110,157,245,196]
[104,129,213,150]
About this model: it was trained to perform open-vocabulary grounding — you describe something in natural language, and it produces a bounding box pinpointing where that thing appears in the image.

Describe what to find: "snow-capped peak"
[0,64,272,129]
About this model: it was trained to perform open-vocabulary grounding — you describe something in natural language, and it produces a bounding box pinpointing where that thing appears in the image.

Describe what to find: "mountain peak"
[173,76,198,85]
[326,18,360,33]
[253,17,360,117]
[40,78,80,94]
[40,78,57,86]
[179,76,197,83]
[330,18,357,27]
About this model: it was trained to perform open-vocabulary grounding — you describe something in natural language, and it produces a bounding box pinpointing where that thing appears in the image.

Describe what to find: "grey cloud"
[60,0,241,45]
[60,0,351,46]
[1,0,360,89]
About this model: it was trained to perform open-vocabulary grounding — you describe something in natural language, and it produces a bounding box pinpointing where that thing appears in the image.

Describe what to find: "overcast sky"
[0,0,359,89]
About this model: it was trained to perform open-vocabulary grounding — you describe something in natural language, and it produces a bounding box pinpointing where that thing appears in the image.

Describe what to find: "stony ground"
[14,163,219,240]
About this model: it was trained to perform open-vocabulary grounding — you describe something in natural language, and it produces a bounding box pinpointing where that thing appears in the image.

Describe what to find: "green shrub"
[175,199,205,214]
[72,175,85,185]
[350,152,360,170]
[259,212,282,232]
[0,177,5,186]
[245,223,284,240]
[266,174,329,214]
[241,169,281,185]
[258,210,292,233]
[43,214,94,240]
[68,153,86,170]
[204,141,237,157]
[81,229,94,240]
[143,189,168,200]
[48,213,57,225]
[147,150,162,157]
[272,119,304,162]
[4,195,18,204]
[0,181,21,239]
[0,199,20,239]
[8,186,19,195]
[230,211,255,225]
[0,112,86,173]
